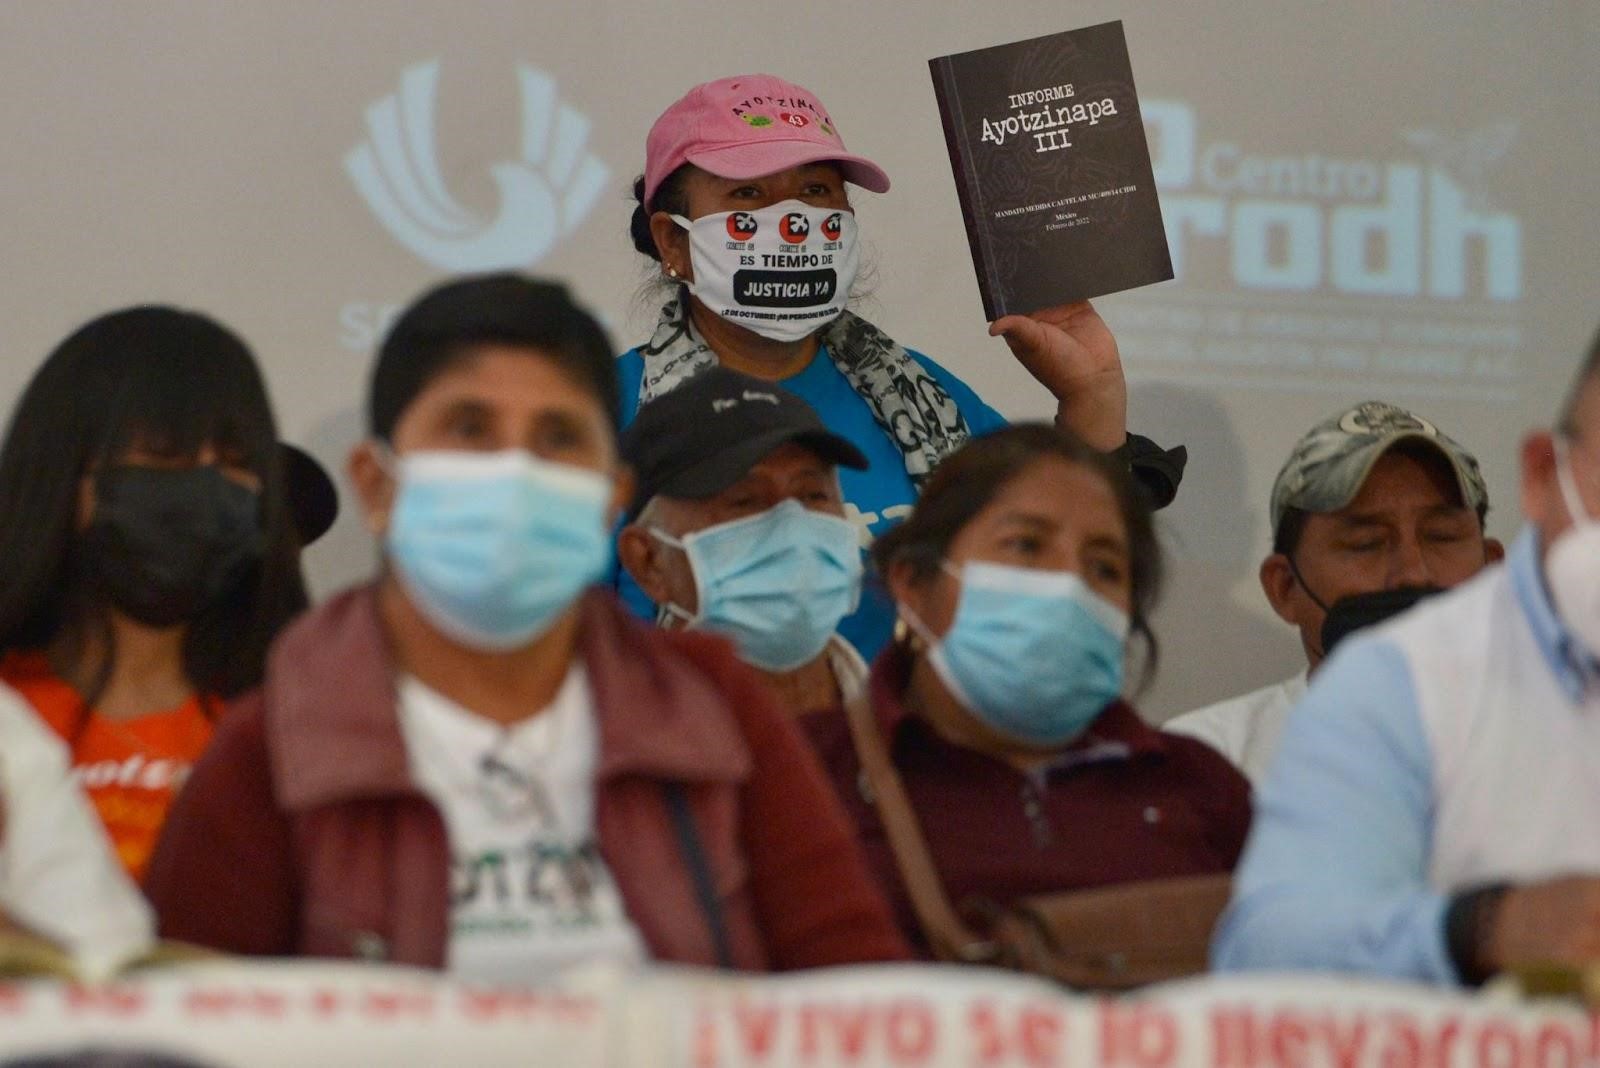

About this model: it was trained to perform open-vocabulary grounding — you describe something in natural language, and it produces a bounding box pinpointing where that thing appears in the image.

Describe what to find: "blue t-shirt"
[614,344,1007,659]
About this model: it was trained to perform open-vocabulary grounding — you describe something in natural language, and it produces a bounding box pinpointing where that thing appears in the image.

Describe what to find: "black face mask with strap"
[1318,586,1445,657]
[1285,555,1444,660]
[80,465,264,627]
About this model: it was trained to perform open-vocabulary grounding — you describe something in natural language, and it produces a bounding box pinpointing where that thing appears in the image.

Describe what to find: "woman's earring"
[665,264,680,280]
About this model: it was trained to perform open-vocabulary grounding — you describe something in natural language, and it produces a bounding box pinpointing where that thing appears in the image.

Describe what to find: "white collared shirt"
[1164,673,1309,785]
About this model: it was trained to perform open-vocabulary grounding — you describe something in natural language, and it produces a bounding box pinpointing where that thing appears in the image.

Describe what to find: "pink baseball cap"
[643,74,891,207]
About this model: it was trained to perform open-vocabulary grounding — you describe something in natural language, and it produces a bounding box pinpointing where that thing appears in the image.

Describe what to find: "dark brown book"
[929,20,1173,319]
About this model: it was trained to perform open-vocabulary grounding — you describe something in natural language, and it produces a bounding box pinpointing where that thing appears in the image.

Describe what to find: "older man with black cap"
[1167,400,1501,783]
[617,366,871,718]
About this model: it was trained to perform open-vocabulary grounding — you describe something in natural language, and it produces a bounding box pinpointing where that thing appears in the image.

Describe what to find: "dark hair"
[1,1052,223,1068]
[1272,438,1491,557]
[0,306,308,707]
[1272,507,1311,557]
[629,168,692,262]
[368,273,620,440]
[872,423,1163,686]
[1558,323,1600,436]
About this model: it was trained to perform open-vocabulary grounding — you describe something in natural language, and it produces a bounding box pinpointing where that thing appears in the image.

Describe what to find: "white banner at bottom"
[1,960,1597,1067]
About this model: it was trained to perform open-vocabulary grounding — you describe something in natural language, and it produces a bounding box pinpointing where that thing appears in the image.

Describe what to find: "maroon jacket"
[145,586,908,970]
[804,643,1252,955]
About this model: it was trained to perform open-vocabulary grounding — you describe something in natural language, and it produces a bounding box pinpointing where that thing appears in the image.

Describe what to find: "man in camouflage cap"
[1167,400,1502,783]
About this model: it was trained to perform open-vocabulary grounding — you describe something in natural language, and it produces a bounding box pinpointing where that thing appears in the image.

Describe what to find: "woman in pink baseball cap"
[616,73,1186,660]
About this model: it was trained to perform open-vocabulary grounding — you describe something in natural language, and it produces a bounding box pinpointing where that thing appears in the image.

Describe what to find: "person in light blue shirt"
[1215,326,1600,986]
[613,73,1185,658]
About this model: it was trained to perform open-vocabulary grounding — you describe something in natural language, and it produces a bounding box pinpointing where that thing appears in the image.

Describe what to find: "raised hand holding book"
[929,20,1173,320]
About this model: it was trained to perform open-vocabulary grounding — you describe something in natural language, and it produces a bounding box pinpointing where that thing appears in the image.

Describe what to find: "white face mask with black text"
[1546,439,1600,660]
[671,200,858,343]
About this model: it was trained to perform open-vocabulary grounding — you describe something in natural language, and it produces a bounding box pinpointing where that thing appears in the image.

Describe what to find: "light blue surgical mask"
[386,449,613,651]
[652,499,863,671]
[909,560,1129,747]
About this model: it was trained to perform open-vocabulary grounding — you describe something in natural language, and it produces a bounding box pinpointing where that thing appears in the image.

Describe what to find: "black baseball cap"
[621,367,867,521]
[280,442,339,546]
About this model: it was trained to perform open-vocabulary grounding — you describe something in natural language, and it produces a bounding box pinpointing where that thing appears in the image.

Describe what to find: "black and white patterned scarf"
[636,292,972,487]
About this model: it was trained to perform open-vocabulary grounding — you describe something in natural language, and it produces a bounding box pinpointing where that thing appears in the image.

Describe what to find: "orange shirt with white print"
[0,651,214,882]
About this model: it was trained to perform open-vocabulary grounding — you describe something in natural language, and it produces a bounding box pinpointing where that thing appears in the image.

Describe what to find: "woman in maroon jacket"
[804,424,1251,956]
[145,274,906,979]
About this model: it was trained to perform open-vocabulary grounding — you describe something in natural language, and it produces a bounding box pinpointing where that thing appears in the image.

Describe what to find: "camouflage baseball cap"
[1269,400,1488,534]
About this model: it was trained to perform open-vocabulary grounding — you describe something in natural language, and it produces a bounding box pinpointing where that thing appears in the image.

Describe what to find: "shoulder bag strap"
[663,781,733,969]
[841,692,994,962]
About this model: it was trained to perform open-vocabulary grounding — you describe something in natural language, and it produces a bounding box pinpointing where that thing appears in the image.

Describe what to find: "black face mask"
[80,466,265,627]
[1319,586,1444,657]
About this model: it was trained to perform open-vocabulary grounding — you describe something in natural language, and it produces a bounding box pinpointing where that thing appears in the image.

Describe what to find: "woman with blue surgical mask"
[801,424,1251,957]
[146,274,907,979]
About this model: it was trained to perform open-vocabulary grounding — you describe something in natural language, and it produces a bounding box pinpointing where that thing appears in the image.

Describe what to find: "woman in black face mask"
[0,306,307,881]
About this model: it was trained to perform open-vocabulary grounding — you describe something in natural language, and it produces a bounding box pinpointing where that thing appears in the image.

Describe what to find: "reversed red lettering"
[885,1000,937,1063]
[1476,1019,1525,1068]
[1269,1012,1311,1068]
[65,984,144,1016]
[694,1004,720,1068]
[310,988,342,1017]
[1105,1002,1178,1068]
[1018,1003,1065,1067]
[360,989,434,1019]
[1211,1006,1263,1068]
[969,1001,1008,1065]
[733,999,781,1060]
[1320,1013,1370,1068]
[1532,1022,1578,1068]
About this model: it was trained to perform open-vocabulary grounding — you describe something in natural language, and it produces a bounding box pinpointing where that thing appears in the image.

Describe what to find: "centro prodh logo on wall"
[1116,99,1525,399]
[1143,100,1521,300]
[345,60,609,272]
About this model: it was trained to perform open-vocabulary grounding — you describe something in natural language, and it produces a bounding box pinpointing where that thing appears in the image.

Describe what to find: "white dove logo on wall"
[345,60,610,272]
